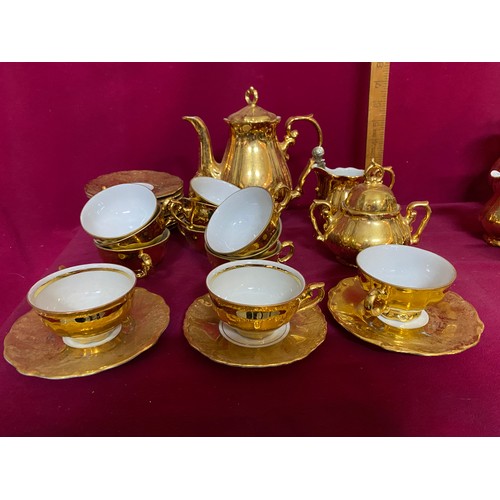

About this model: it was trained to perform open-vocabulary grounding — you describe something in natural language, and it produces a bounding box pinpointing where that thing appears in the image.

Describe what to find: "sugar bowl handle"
[405,200,432,244]
[297,282,325,312]
[309,199,334,242]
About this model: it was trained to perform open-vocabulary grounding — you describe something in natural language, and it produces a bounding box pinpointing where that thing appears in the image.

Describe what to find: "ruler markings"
[365,62,390,168]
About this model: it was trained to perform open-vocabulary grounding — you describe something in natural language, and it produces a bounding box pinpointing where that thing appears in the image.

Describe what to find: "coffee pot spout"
[183,116,222,179]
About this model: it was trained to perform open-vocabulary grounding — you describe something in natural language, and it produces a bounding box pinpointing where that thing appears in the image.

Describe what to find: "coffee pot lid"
[226,87,279,124]
[344,161,400,215]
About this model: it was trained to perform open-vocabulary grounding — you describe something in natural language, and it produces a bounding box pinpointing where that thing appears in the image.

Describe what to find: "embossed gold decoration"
[4,287,170,379]
[327,277,484,356]
[84,170,183,199]
[310,160,431,266]
[184,86,323,198]
[183,294,327,367]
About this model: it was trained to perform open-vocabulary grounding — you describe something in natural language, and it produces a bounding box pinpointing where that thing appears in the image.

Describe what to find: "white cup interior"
[190,176,240,205]
[207,260,304,306]
[205,187,274,254]
[28,264,136,313]
[356,245,456,289]
[80,183,157,239]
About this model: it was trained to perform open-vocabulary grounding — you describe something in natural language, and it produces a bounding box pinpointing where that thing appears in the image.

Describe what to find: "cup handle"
[136,251,152,278]
[309,199,333,242]
[297,282,325,312]
[363,288,389,317]
[405,201,432,244]
[168,198,206,232]
[271,182,293,215]
[277,240,294,263]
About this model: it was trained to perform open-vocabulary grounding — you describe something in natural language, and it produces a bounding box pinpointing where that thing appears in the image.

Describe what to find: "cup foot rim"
[62,324,123,349]
[378,310,429,330]
[218,321,290,348]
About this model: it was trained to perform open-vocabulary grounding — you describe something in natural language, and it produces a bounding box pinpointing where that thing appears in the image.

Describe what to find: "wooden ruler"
[365,62,390,168]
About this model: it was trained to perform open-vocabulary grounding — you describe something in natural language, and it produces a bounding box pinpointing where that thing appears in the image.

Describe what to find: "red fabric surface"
[0,63,499,436]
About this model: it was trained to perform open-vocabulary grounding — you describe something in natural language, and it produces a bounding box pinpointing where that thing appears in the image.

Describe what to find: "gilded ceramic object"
[177,219,206,252]
[206,260,325,340]
[310,146,395,209]
[183,86,323,198]
[327,277,484,356]
[479,169,500,246]
[94,204,167,250]
[94,228,171,278]
[205,186,287,259]
[356,244,457,326]
[4,287,170,379]
[84,170,183,199]
[183,294,327,367]
[166,196,216,231]
[205,240,294,268]
[27,264,137,343]
[310,160,431,266]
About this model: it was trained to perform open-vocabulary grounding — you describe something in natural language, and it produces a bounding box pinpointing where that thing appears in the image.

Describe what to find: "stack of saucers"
[167,176,240,251]
[81,183,171,278]
[204,186,294,266]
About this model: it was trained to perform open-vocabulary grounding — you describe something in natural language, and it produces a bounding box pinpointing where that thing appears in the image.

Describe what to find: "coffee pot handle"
[309,199,334,242]
[405,201,432,244]
[281,115,323,200]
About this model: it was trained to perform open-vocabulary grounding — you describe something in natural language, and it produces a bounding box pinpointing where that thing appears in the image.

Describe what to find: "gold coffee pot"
[310,160,432,266]
[183,86,323,199]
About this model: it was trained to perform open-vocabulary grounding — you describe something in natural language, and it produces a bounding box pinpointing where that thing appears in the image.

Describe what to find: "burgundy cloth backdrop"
[0,62,499,436]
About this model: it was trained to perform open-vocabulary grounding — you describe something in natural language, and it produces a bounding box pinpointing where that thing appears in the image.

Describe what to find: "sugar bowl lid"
[225,87,279,124]
[343,161,400,216]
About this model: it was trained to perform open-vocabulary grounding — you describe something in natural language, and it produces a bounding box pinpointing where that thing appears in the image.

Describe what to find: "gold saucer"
[183,294,327,367]
[84,170,183,199]
[328,277,484,356]
[3,287,170,379]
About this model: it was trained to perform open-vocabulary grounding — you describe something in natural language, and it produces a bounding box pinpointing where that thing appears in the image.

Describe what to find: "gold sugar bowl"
[310,160,432,266]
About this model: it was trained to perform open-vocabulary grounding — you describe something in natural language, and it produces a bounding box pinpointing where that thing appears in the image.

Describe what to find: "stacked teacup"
[80,183,171,278]
[167,176,240,251]
[204,184,294,266]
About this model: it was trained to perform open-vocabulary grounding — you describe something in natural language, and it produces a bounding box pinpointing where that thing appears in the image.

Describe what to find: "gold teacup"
[94,204,167,250]
[94,228,171,278]
[205,240,294,268]
[27,264,136,348]
[206,259,325,341]
[205,186,288,259]
[356,244,457,329]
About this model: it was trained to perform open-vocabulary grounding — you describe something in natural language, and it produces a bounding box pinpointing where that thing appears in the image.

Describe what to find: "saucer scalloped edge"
[3,287,170,379]
[183,294,327,367]
[327,277,484,356]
